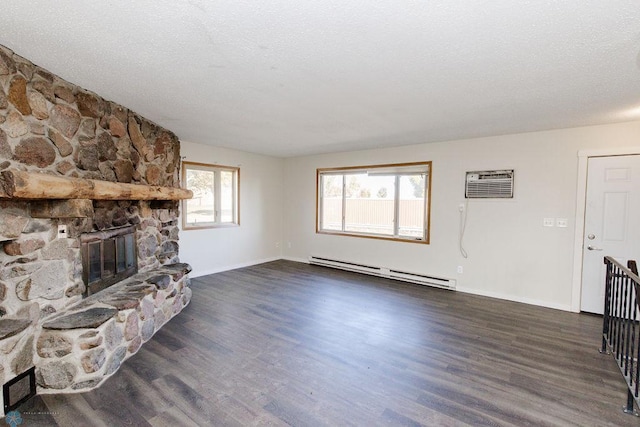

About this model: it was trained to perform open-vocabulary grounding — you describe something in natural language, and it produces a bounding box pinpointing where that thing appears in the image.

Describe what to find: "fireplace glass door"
[81,226,138,296]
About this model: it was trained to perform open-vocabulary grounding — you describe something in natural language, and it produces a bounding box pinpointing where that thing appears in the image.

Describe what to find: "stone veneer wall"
[0,44,189,416]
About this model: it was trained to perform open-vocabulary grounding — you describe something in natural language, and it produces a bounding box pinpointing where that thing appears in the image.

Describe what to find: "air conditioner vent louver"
[465,169,514,199]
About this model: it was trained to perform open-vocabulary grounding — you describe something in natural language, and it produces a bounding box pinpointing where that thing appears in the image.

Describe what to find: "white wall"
[179,141,284,277]
[282,121,640,311]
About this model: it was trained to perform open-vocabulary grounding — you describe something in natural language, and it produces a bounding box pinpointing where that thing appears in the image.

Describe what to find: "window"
[317,162,431,243]
[182,162,239,229]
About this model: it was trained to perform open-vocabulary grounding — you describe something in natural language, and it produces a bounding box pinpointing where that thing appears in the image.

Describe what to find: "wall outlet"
[275,242,280,248]
[556,218,568,228]
[57,225,68,238]
[458,203,465,212]
[543,218,555,227]
[457,265,463,274]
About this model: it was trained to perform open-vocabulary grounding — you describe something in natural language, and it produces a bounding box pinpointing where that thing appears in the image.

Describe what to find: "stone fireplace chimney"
[0,44,192,416]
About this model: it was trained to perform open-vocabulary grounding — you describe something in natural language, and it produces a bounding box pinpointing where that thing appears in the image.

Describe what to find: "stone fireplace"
[0,45,193,416]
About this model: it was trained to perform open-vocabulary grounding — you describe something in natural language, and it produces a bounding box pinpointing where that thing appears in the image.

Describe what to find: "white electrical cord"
[459,198,469,258]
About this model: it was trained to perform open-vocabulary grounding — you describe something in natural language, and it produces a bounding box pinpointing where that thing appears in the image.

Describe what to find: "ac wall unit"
[465,170,514,199]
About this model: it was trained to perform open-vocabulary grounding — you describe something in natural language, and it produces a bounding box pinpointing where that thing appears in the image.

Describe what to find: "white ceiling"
[1,1,639,157]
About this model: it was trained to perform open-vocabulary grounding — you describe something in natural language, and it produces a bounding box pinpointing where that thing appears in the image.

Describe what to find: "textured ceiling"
[1,1,639,157]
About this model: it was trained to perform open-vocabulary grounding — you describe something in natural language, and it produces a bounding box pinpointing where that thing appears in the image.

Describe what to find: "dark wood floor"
[13,260,638,426]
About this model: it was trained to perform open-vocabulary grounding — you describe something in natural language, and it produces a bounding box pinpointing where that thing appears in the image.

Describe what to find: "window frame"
[316,161,431,244]
[181,161,240,230]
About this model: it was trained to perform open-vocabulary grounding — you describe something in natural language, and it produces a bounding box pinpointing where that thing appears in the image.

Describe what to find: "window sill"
[183,223,239,231]
[317,230,429,244]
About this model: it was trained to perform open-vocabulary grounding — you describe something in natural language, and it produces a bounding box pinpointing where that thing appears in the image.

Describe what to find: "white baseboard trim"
[189,256,282,278]
[281,256,308,264]
[456,286,572,312]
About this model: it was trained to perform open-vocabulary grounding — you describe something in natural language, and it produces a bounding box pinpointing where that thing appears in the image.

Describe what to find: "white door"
[581,155,640,314]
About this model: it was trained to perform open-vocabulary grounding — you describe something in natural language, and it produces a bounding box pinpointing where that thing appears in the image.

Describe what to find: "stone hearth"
[0,44,192,416]
[36,263,192,391]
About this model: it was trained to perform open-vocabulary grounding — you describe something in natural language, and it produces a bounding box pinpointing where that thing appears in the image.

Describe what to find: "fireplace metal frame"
[80,225,138,297]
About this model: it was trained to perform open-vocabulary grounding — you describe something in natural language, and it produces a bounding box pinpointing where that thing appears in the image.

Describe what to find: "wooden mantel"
[0,170,193,201]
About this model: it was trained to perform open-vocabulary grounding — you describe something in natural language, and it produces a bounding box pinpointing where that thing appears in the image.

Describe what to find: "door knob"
[587,245,603,251]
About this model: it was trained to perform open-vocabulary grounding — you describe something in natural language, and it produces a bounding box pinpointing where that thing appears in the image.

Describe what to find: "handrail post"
[601,257,611,354]
[624,389,638,416]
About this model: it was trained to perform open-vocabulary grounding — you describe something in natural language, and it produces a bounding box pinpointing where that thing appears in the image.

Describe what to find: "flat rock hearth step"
[42,307,118,330]
[40,263,193,331]
[146,274,171,289]
[0,318,31,340]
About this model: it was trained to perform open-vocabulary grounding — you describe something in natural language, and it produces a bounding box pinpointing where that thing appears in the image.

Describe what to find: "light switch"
[543,218,555,227]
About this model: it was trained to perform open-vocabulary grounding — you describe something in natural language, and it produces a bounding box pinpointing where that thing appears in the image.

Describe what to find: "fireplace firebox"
[81,225,138,297]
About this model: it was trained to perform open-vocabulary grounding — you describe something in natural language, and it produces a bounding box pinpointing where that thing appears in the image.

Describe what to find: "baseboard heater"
[308,256,456,290]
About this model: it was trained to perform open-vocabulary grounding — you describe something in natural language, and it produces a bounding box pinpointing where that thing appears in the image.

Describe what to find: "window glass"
[344,174,395,236]
[220,170,234,223]
[398,174,426,239]
[185,168,215,225]
[321,175,343,231]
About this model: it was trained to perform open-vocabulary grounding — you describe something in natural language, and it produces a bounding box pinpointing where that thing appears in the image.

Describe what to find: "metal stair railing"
[601,256,640,416]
